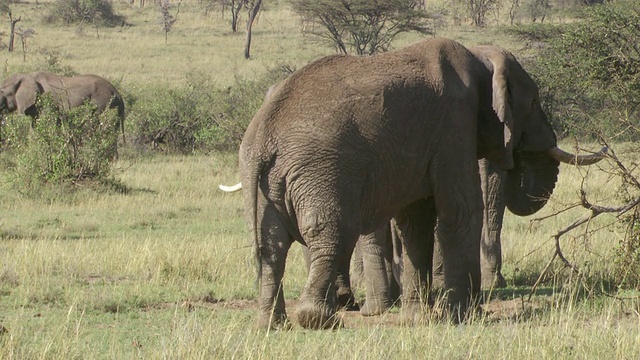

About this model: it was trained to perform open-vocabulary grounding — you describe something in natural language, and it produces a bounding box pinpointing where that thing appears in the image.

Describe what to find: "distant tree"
[7,10,20,52]
[454,0,501,27]
[159,0,181,44]
[17,27,34,61]
[206,0,247,32]
[525,0,551,23]
[44,0,125,27]
[508,0,520,25]
[290,0,433,55]
[243,0,261,58]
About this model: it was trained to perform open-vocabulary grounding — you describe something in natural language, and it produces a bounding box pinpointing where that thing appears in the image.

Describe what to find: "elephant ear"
[486,50,515,170]
[15,76,42,116]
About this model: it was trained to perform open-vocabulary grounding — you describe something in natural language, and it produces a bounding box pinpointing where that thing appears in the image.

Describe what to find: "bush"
[614,208,640,290]
[44,0,126,27]
[3,94,119,192]
[127,66,292,153]
[521,1,640,141]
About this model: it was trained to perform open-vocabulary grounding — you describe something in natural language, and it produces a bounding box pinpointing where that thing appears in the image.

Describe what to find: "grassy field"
[1,1,640,359]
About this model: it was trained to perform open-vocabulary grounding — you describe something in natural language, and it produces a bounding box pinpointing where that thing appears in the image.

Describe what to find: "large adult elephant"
[237,38,598,329]
[0,71,126,147]
[353,152,605,316]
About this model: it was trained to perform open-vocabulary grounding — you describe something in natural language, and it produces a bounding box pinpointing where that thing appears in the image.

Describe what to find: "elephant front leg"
[436,197,483,322]
[480,159,508,289]
[397,199,437,322]
[257,208,293,329]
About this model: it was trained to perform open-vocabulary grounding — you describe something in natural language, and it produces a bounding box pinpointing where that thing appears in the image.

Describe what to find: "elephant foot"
[296,302,342,330]
[444,296,483,324]
[359,299,391,317]
[258,311,290,330]
[336,288,360,311]
[482,272,507,290]
[431,274,445,292]
[399,302,430,325]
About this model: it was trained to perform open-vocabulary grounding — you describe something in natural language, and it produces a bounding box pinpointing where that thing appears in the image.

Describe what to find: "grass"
[1,149,640,359]
[0,1,639,358]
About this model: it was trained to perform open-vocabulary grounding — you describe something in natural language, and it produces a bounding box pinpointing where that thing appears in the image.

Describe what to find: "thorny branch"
[529,141,640,299]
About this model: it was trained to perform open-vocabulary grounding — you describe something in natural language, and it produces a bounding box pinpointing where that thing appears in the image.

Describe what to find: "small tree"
[290,0,433,55]
[17,27,34,61]
[159,0,181,44]
[5,9,21,52]
[455,0,501,27]
[243,0,261,58]
[525,0,551,23]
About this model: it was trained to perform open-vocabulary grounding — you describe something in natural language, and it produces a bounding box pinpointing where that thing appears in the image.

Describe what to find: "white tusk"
[546,146,608,166]
[219,182,242,192]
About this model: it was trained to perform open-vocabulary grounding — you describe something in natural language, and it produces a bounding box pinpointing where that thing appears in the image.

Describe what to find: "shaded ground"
[169,294,549,328]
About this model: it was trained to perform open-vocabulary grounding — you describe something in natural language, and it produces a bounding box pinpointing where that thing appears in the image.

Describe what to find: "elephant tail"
[246,155,267,288]
[116,96,126,144]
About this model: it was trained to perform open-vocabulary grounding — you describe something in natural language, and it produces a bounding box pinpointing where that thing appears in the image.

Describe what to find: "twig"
[529,145,640,298]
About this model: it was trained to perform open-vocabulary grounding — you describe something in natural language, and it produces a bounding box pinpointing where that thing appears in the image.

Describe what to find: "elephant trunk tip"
[546,146,608,166]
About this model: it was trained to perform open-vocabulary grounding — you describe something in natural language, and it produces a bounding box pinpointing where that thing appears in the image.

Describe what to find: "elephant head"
[0,73,44,118]
[471,45,607,217]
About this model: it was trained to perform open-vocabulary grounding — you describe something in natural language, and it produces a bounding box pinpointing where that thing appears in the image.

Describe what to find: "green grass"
[0,1,639,358]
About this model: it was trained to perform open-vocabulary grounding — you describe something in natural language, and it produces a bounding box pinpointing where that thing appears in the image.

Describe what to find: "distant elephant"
[0,71,126,152]
[235,38,605,329]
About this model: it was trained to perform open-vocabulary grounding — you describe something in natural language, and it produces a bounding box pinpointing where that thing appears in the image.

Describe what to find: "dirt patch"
[173,296,547,328]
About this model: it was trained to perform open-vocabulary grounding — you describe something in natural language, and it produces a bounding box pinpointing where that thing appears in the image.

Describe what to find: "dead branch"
[529,145,640,299]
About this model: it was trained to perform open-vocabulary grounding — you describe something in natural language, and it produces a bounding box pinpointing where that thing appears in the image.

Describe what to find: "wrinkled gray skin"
[0,72,125,153]
[354,155,605,315]
[240,38,571,329]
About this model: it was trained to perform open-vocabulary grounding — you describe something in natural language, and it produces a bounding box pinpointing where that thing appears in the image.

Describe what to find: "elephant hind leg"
[296,213,358,329]
[397,199,438,322]
[256,205,294,329]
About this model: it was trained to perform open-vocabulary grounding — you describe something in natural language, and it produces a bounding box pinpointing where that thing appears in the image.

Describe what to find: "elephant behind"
[239,38,593,329]
[0,71,126,155]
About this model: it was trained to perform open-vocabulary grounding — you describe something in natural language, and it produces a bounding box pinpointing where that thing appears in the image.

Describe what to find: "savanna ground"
[0,1,640,358]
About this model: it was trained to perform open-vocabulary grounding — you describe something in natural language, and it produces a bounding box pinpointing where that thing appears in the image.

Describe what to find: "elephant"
[0,71,126,153]
[353,148,606,306]
[235,37,606,329]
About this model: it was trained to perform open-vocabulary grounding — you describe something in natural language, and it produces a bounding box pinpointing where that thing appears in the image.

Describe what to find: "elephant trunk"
[505,151,560,216]
[505,146,607,216]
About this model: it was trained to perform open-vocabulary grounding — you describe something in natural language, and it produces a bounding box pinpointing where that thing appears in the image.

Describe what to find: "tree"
[243,0,262,59]
[457,0,501,27]
[159,0,181,44]
[528,0,640,140]
[290,0,433,55]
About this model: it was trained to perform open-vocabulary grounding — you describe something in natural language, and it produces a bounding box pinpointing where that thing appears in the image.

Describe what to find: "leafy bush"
[613,208,640,290]
[44,0,126,27]
[127,66,292,153]
[3,94,119,192]
[522,0,640,141]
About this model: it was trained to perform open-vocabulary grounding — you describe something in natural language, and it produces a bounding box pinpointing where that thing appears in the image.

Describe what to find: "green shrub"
[521,0,640,141]
[44,0,126,27]
[127,66,292,153]
[4,94,119,192]
[613,209,640,290]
